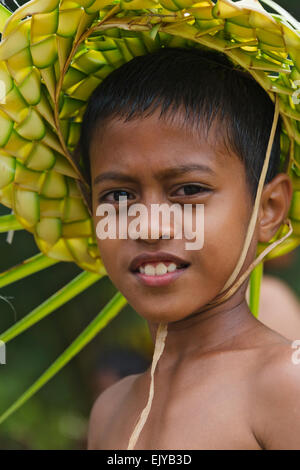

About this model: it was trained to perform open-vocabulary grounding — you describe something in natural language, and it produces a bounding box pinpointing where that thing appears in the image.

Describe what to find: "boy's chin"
[132,305,198,324]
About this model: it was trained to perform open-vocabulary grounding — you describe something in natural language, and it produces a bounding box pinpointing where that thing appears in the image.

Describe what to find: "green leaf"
[260,0,300,30]
[249,261,264,318]
[0,291,127,425]
[0,4,12,33]
[0,270,102,342]
[0,213,23,232]
[0,252,59,288]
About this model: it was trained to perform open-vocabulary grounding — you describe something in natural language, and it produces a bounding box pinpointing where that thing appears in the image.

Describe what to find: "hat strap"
[205,93,293,309]
[127,322,168,450]
[221,93,280,293]
[127,94,294,450]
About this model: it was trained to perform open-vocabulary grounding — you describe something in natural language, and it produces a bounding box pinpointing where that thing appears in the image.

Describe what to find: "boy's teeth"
[156,263,168,275]
[167,263,177,272]
[144,264,156,275]
[139,262,178,275]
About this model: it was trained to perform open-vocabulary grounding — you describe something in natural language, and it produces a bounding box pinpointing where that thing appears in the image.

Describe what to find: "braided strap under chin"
[125,92,292,450]
[126,217,293,450]
[127,322,168,450]
[205,94,292,311]
[126,216,293,449]
[221,94,280,294]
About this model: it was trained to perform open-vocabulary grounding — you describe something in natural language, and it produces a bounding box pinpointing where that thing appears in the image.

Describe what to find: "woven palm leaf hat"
[0,0,299,449]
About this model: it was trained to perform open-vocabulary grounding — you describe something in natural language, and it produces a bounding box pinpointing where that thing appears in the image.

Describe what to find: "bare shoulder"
[87,373,141,450]
[251,340,300,449]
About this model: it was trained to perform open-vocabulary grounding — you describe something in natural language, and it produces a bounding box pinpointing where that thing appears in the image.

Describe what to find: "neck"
[147,286,260,371]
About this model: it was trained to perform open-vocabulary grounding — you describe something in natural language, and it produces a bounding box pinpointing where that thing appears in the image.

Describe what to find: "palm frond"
[0,270,102,342]
[0,252,59,288]
[0,291,127,425]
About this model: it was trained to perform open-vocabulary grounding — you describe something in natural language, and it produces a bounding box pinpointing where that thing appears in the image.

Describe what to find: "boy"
[82,47,299,449]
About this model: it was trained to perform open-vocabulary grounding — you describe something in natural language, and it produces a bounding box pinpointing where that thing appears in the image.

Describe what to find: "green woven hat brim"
[0,0,299,274]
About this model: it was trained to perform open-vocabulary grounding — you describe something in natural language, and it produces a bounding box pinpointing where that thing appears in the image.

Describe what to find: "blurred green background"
[0,0,300,450]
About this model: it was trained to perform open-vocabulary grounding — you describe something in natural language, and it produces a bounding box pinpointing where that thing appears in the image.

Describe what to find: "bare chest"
[99,369,261,450]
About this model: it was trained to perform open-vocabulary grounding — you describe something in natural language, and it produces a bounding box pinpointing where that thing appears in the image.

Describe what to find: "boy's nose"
[128,201,181,243]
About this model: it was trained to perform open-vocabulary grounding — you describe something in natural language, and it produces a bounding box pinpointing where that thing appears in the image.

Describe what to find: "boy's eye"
[173,184,211,196]
[98,185,211,203]
[99,190,134,203]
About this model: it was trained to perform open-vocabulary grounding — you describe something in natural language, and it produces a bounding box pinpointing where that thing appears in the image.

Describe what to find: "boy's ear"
[258,173,293,243]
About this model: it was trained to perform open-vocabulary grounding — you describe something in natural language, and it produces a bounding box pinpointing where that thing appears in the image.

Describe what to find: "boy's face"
[89,109,255,323]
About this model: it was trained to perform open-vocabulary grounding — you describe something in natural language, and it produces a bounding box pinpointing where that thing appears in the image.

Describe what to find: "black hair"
[79,46,282,201]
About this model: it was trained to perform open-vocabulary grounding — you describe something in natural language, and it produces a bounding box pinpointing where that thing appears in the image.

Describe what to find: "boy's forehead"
[90,109,237,173]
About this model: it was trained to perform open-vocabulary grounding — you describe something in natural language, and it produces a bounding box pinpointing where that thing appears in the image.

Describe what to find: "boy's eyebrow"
[94,164,215,185]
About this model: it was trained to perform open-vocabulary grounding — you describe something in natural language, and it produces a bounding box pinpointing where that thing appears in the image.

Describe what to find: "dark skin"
[87,108,300,450]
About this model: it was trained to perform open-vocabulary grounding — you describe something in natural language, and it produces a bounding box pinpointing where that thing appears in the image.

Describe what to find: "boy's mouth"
[134,260,188,275]
[129,252,190,286]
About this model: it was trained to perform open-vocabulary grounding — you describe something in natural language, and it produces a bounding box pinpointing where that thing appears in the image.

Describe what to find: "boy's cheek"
[97,238,123,276]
